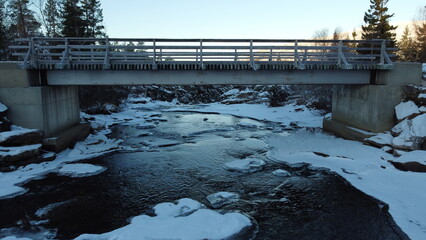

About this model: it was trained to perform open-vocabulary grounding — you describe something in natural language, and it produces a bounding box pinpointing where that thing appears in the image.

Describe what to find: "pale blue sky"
[101,0,425,39]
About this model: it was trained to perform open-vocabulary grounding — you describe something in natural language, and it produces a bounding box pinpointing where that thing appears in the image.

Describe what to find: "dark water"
[0,112,409,240]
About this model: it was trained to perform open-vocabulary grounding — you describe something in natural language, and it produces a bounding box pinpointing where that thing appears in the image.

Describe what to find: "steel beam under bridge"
[46,69,371,85]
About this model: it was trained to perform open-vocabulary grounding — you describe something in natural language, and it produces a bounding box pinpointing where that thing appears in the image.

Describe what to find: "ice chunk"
[58,164,106,178]
[272,169,291,177]
[224,158,266,173]
[74,198,252,240]
[206,192,240,208]
[395,101,420,121]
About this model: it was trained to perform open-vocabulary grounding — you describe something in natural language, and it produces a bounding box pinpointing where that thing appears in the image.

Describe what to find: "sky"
[101,0,425,39]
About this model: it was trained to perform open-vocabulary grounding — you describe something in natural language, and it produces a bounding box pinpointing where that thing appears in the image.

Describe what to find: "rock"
[0,144,42,162]
[0,117,11,132]
[389,161,426,173]
[272,169,291,177]
[86,103,120,115]
[391,119,409,137]
[395,101,420,121]
[0,103,7,118]
[420,106,426,113]
[417,93,426,106]
[223,158,266,173]
[364,132,393,148]
[0,129,43,147]
[392,114,426,150]
[206,192,240,208]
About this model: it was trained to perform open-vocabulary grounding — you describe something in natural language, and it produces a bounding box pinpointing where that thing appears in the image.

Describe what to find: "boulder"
[0,144,42,162]
[391,114,426,150]
[364,132,393,148]
[0,103,7,118]
[0,129,43,147]
[0,118,11,132]
[395,101,420,121]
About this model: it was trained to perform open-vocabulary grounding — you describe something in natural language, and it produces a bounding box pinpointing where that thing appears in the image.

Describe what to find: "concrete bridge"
[0,38,423,151]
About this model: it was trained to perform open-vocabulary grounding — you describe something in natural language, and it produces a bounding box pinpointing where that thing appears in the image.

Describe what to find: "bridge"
[0,38,423,152]
[10,38,395,85]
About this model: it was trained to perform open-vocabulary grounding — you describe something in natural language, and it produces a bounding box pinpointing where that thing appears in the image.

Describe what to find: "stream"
[0,111,408,240]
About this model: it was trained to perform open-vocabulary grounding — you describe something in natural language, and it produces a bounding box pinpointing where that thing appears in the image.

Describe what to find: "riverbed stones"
[0,144,42,162]
[206,192,240,208]
[0,129,43,147]
[224,158,266,173]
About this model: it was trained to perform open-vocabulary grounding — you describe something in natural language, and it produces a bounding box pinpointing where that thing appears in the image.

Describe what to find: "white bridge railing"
[10,38,395,71]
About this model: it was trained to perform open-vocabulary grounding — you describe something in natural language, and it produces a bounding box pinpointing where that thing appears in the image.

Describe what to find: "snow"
[392,114,426,150]
[419,93,426,99]
[58,163,106,178]
[224,158,266,173]
[35,201,71,218]
[0,144,41,161]
[0,129,39,143]
[206,192,240,208]
[74,198,252,240]
[0,132,121,200]
[140,138,181,148]
[364,132,393,147]
[169,103,324,128]
[396,150,426,165]
[395,101,420,121]
[420,106,426,113]
[272,169,291,177]
[267,130,426,240]
[0,103,7,113]
[0,237,31,240]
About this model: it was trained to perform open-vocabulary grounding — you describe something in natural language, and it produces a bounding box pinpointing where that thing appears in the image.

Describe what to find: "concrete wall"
[0,62,41,87]
[376,62,422,86]
[47,69,371,85]
[331,85,405,132]
[0,86,80,137]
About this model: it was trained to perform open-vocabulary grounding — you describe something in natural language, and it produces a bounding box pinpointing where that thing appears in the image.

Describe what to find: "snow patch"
[206,192,240,208]
[58,163,106,178]
[272,169,291,177]
[395,101,420,121]
[0,103,7,113]
[224,158,266,173]
[74,198,252,240]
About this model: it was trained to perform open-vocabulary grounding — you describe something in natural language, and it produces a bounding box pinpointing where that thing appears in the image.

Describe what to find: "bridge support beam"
[324,62,423,141]
[0,63,85,152]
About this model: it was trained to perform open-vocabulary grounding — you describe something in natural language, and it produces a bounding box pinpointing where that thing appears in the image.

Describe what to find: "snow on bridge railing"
[10,38,395,71]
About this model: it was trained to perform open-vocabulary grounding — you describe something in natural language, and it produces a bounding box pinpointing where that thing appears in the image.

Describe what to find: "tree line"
[315,0,425,62]
[0,0,105,60]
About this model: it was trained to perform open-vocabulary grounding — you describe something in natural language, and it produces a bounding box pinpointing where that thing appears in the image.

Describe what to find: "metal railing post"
[380,40,386,65]
[337,40,342,67]
[200,39,204,70]
[103,38,111,69]
[250,40,254,69]
[294,40,299,69]
[30,38,36,68]
[152,39,157,70]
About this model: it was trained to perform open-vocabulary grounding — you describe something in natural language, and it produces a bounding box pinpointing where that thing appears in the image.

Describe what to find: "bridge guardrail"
[10,38,395,71]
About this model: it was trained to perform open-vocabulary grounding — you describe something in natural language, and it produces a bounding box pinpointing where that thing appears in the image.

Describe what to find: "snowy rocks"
[0,103,8,118]
[364,132,393,148]
[58,163,106,178]
[206,192,240,208]
[224,158,266,173]
[0,129,43,147]
[86,103,120,115]
[272,169,291,177]
[395,101,420,121]
[0,144,42,162]
[391,114,426,150]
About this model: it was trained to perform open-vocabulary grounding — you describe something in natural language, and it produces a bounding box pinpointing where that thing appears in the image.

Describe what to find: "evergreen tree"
[0,0,9,60]
[44,0,61,37]
[361,0,397,49]
[7,0,41,38]
[80,0,105,37]
[60,0,85,37]
[414,6,426,62]
[397,26,416,62]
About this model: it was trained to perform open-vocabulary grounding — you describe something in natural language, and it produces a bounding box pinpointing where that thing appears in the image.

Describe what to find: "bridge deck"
[11,38,395,71]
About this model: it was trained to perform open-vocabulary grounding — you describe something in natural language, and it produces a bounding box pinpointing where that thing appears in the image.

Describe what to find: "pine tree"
[0,0,9,60]
[60,0,85,37]
[361,0,397,49]
[44,0,61,37]
[414,6,426,62]
[7,0,41,38]
[80,0,105,37]
[397,26,416,62]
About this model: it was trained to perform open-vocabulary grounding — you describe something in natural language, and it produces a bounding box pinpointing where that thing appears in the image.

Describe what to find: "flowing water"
[0,112,408,240]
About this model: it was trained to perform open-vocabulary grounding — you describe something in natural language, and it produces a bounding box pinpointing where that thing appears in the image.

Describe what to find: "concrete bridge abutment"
[323,62,423,141]
[0,63,87,152]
